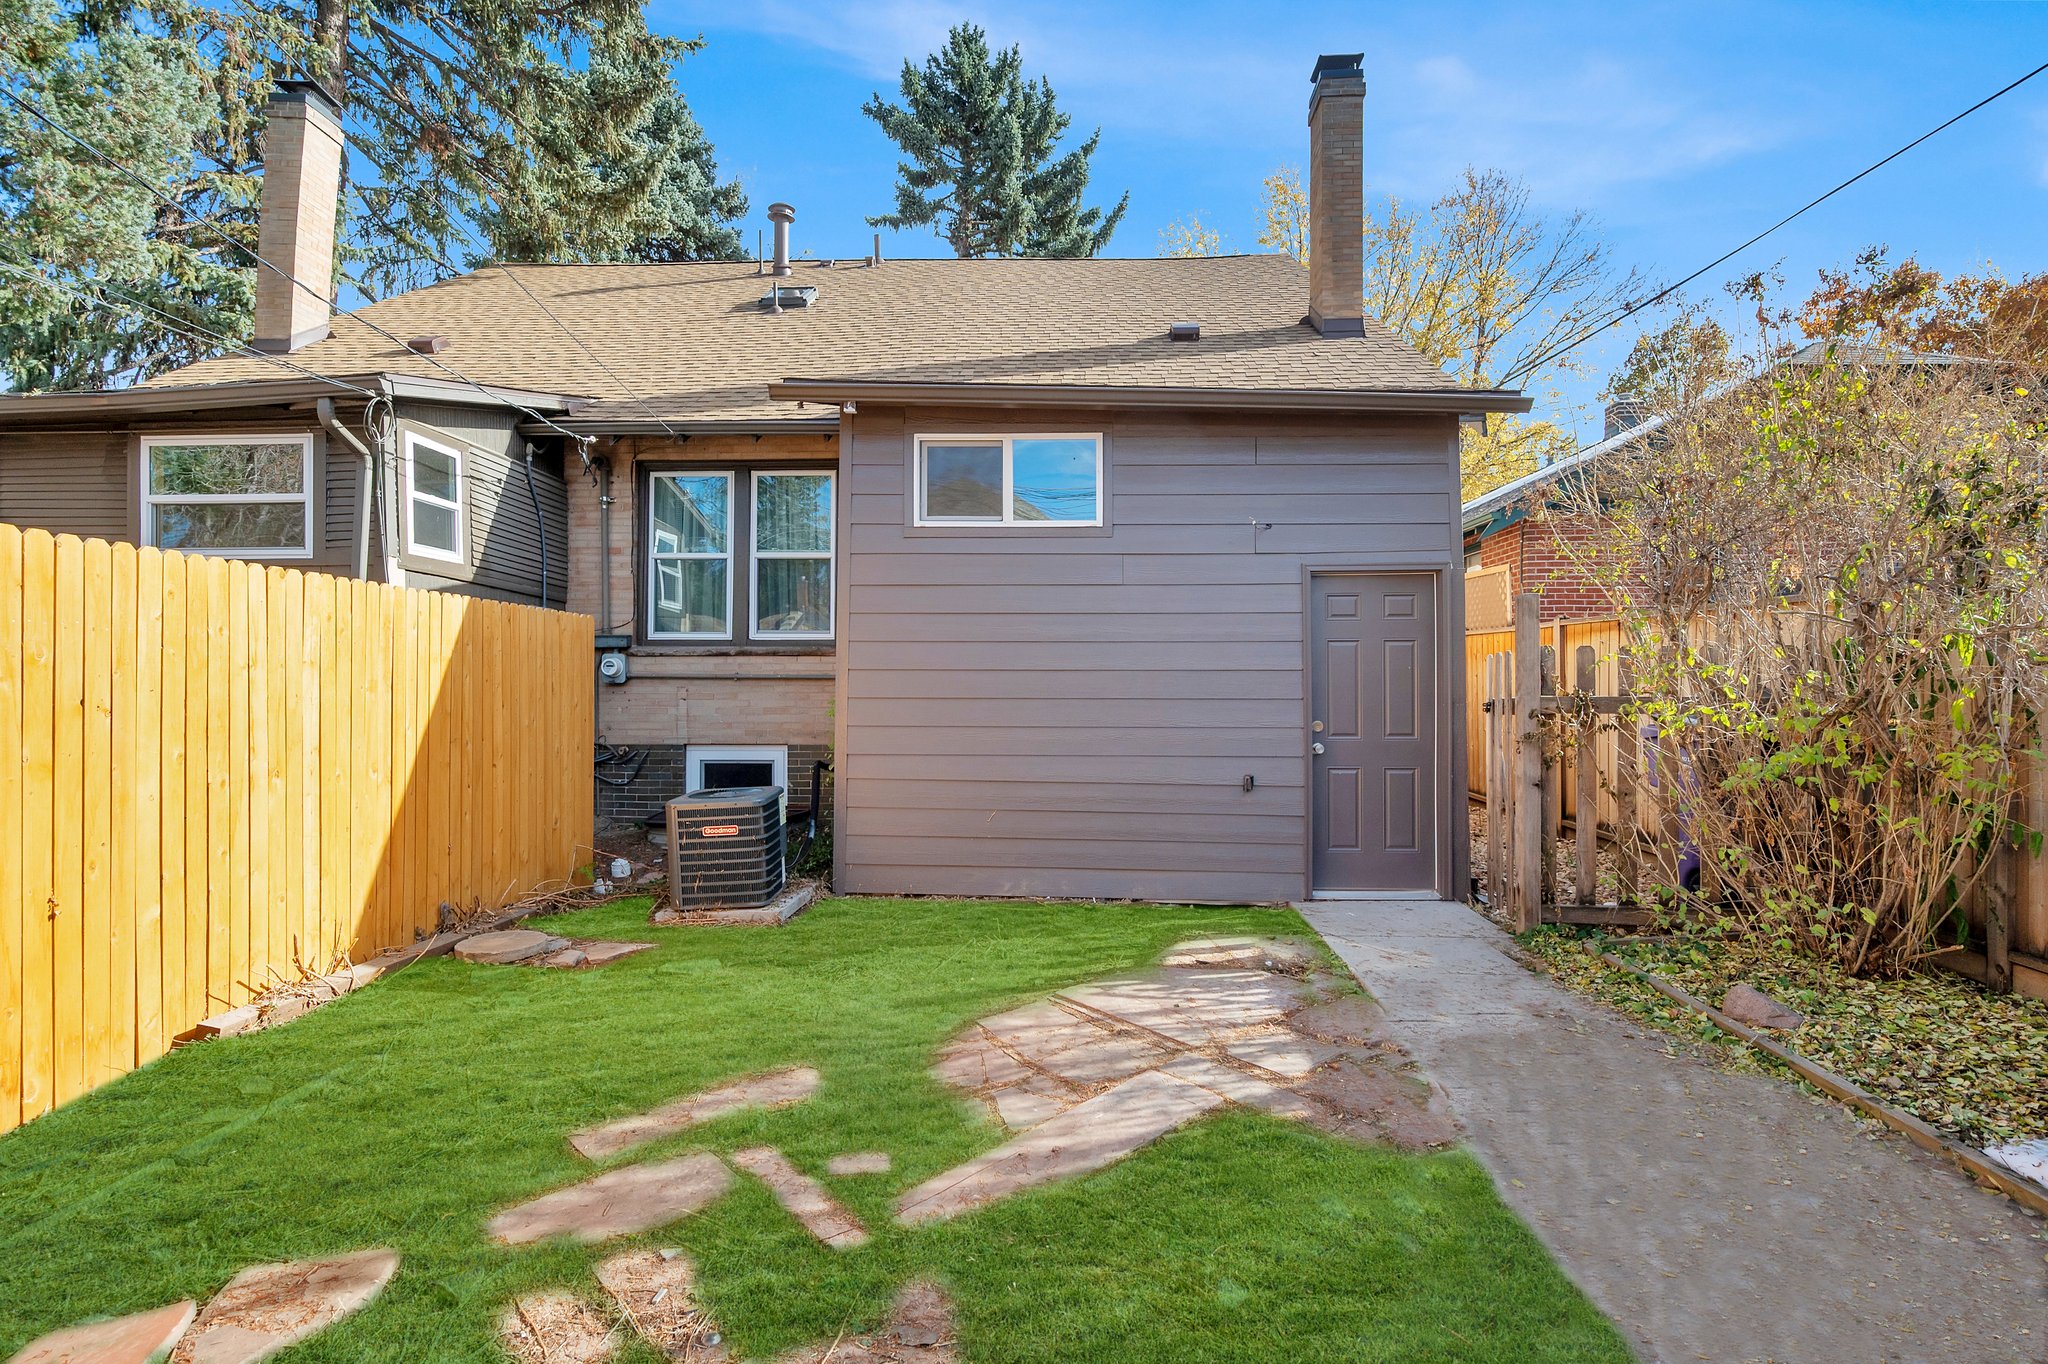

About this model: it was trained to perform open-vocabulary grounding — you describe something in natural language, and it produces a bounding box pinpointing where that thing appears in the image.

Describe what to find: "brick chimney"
[252,80,343,354]
[1306,53,1366,338]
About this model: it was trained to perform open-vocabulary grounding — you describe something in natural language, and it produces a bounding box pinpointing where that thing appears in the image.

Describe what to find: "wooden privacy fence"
[0,524,595,1134]
[1471,593,2048,1001]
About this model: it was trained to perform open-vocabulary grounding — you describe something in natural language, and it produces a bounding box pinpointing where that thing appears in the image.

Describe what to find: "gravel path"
[1300,898,2047,1364]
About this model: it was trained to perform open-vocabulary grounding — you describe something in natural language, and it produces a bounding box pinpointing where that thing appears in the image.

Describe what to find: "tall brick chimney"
[252,80,343,354]
[1306,53,1366,338]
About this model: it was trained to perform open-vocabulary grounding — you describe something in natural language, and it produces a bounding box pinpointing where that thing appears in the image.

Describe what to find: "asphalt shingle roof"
[148,254,1474,425]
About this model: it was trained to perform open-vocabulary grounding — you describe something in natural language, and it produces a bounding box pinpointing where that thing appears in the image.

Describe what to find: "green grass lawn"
[0,897,1628,1362]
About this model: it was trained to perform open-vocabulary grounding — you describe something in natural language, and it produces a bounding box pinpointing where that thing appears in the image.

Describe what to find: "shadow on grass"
[0,897,1627,1363]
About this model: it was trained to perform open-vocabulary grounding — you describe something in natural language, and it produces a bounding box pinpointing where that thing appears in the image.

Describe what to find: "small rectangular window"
[403,432,464,563]
[649,471,733,639]
[916,434,1101,526]
[141,434,312,557]
[751,470,834,640]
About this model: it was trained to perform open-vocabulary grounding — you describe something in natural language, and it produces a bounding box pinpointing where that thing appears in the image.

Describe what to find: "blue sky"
[650,1,2048,443]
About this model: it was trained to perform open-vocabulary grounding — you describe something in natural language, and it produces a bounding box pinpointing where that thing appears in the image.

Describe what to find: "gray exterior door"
[1310,573,1437,892]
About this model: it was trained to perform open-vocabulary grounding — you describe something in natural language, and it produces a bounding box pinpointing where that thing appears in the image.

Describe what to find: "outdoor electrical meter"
[595,632,630,685]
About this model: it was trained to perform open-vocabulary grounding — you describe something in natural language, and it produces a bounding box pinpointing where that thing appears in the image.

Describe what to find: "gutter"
[765,378,1532,416]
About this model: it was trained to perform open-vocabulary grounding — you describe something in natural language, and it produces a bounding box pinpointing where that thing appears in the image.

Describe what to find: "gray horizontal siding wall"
[0,420,357,571]
[394,402,568,607]
[835,405,1466,904]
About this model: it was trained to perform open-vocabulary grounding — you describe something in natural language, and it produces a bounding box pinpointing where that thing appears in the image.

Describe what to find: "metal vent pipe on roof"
[768,203,795,276]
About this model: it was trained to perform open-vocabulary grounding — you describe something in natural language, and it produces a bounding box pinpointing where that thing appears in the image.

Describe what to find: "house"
[1461,404,1662,628]
[0,56,1528,904]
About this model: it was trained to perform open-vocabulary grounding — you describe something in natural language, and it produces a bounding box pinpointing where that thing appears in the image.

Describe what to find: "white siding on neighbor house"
[835,405,1468,904]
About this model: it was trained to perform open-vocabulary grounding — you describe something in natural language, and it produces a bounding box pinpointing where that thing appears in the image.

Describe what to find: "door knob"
[1311,742,1325,755]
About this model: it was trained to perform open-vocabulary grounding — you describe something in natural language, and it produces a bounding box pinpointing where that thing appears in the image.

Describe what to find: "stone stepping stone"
[9,1300,195,1364]
[987,1079,1073,1131]
[595,1250,727,1361]
[1160,936,1316,973]
[770,1281,957,1364]
[571,1066,820,1161]
[578,941,656,967]
[896,1070,1224,1226]
[731,1147,869,1250]
[929,1031,1032,1092]
[1222,1027,1347,1079]
[1057,969,1306,1048]
[497,1293,617,1364]
[1028,1027,1176,1087]
[453,929,567,965]
[1156,1054,1319,1121]
[826,1152,892,1177]
[169,1249,398,1364]
[489,1152,733,1245]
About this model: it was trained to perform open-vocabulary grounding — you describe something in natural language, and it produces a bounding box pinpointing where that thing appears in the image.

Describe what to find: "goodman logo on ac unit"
[699,824,741,839]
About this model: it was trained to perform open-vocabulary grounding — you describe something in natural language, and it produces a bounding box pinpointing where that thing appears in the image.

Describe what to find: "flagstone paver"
[731,1147,869,1250]
[1154,1054,1321,1121]
[594,1250,727,1362]
[497,1293,617,1364]
[1160,936,1317,972]
[1057,968,1308,1047]
[897,1070,1226,1226]
[988,1080,1071,1131]
[579,941,657,967]
[489,1152,733,1245]
[825,1152,893,1177]
[9,1301,196,1364]
[1221,1027,1347,1079]
[769,1281,957,1364]
[930,1032,1033,1091]
[570,1067,820,1161]
[169,1249,398,1364]
[453,929,567,965]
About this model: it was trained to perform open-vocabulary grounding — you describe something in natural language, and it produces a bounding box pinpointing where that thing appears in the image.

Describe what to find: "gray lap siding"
[834,405,1468,904]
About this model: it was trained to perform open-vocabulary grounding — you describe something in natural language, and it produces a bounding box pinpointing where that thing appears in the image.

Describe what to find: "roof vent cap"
[1168,322,1201,343]
[759,284,818,312]
[405,334,449,354]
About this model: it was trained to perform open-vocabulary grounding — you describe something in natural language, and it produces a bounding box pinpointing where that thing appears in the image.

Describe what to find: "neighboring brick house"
[1461,406,1662,625]
[0,56,1534,903]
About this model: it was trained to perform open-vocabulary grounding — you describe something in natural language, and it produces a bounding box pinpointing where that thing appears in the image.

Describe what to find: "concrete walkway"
[1301,899,2046,1364]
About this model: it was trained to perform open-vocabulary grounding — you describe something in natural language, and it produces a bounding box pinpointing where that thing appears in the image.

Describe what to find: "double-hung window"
[403,432,464,563]
[915,434,1102,526]
[751,471,833,639]
[140,434,313,557]
[647,468,834,643]
[649,471,734,639]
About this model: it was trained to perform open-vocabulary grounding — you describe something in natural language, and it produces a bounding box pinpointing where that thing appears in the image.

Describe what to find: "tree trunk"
[314,0,350,96]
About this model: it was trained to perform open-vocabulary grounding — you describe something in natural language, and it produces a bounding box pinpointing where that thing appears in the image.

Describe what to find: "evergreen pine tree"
[863,23,1126,258]
[0,0,747,390]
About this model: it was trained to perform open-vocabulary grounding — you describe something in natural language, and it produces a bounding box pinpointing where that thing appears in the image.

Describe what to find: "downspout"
[317,396,384,581]
[521,441,550,608]
[595,451,615,631]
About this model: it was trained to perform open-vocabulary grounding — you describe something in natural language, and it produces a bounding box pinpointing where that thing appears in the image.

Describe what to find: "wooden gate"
[1478,592,1653,932]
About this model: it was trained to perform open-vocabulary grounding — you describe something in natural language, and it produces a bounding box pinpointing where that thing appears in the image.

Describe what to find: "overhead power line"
[0,257,381,401]
[0,85,591,446]
[1500,56,2048,388]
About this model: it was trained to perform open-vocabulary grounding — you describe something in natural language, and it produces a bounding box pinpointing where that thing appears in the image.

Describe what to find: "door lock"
[1311,720,1325,732]
[1311,742,1325,755]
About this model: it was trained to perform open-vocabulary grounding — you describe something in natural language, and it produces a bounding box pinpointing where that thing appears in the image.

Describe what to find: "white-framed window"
[686,744,788,794]
[140,433,313,557]
[403,431,465,563]
[915,433,1103,527]
[750,469,834,640]
[648,470,734,639]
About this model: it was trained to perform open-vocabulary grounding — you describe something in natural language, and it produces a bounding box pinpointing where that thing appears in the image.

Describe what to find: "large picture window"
[646,468,835,643]
[403,432,464,563]
[140,434,313,557]
[915,434,1102,526]
[751,471,834,639]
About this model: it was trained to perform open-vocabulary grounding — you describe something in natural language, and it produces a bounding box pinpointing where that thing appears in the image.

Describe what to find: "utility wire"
[0,85,591,446]
[0,257,381,401]
[1499,56,2048,388]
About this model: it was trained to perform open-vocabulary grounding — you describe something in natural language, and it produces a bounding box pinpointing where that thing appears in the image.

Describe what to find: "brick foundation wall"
[597,741,836,826]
